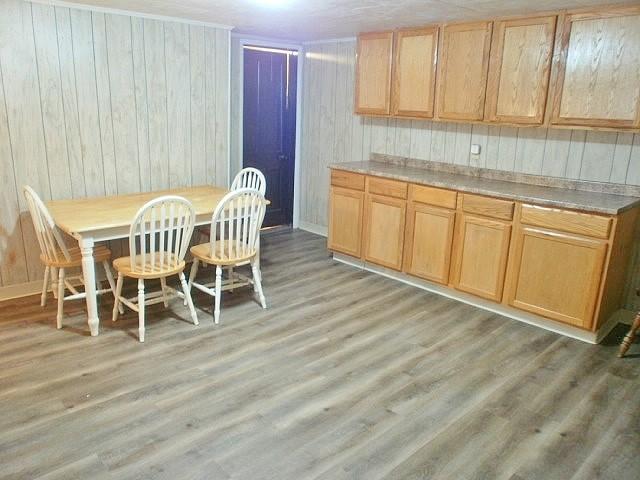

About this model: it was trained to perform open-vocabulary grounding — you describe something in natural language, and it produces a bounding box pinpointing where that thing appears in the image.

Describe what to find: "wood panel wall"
[299,39,640,310]
[0,0,230,289]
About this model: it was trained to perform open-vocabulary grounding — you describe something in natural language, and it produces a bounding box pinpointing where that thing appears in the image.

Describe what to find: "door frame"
[232,33,303,227]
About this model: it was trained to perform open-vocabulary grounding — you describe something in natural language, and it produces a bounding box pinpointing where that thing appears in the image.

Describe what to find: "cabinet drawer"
[462,194,514,220]
[331,170,365,191]
[409,184,457,209]
[520,204,612,239]
[367,177,408,199]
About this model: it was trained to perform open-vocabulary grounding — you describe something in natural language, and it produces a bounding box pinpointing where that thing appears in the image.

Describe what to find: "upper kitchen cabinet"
[551,6,640,128]
[485,16,557,124]
[355,31,394,115]
[436,21,493,121]
[392,27,439,118]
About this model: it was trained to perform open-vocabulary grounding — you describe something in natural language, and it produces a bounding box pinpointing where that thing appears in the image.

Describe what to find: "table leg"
[79,236,100,336]
[255,232,262,281]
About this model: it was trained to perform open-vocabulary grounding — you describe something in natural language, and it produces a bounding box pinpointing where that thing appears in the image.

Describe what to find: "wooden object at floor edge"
[619,310,640,357]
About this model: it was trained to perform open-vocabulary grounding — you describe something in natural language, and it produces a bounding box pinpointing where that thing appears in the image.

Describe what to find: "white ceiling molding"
[231,32,302,50]
[302,37,357,45]
[28,0,235,30]
[32,0,640,41]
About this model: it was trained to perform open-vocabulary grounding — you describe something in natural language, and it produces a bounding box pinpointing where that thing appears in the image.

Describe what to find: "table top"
[47,185,229,235]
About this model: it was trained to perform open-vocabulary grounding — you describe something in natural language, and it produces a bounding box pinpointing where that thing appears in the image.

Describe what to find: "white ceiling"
[58,0,639,41]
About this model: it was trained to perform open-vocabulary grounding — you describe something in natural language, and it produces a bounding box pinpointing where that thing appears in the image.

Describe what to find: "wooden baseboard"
[298,221,327,237]
[333,252,632,344]
[0,269,102,302]
[0,280,45,302]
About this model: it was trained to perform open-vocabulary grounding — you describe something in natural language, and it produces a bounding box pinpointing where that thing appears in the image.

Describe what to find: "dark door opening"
[243,45,297,228]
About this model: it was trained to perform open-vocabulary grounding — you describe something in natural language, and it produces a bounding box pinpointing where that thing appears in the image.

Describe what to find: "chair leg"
[103,261,123,314]
[251,259,267,309]
[160,277,169,308]
[186,260,199,306]
[51,267,58,299]
[56,268,65,329]
[138,278,145,343]
[214,265,222,324]
[41,266,50,307]
[619,311,640,357]
[179,272,199,326]
[112,273,124,322]
[228,266,234,293]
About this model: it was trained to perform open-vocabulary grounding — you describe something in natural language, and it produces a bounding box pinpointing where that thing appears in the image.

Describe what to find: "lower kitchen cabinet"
[363,193,406,270]
[505,226,608,328]
[328,186,365,258]
[327,167,640,337]
[404,203,456,284]
[451,214,512,301]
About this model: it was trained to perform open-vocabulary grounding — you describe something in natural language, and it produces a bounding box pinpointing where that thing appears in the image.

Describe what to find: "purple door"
[243,47,297,227]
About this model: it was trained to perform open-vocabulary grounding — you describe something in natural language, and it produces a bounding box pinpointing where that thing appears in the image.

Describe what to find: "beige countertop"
[330,161,640,215]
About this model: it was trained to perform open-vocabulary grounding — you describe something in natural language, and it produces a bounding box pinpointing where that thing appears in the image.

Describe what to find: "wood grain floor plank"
[0,229,638,480]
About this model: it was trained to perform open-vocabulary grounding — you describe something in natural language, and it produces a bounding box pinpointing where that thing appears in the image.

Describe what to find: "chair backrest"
[129,196,195,273]
[231,167,266,195]
[209,188,266,260]
[23,186,70,264]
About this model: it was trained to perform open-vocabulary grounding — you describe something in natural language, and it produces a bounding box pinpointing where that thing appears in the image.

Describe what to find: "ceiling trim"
[29,0,235,30]
[231,32,302,50]
[302,36,357,45]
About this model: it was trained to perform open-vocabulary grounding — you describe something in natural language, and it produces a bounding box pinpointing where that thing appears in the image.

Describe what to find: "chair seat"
[41,245,112,268]
[113,253,186,279]
[191,241,256,266]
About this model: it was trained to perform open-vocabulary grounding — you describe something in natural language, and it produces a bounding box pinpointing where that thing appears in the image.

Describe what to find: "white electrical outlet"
[470,144,481,155]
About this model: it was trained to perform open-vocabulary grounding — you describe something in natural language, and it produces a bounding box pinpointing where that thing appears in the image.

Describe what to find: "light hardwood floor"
[0,229,638,480]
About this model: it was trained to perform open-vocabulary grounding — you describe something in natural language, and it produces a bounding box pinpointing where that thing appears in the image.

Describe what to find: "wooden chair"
[198,167,266,240]
[619,312,640,357]
[198,167,267,285]
[230,167,266,195]
[23,186,119,329]
[111,196,199,342]
[619,290,640,357]
[188,188,267,324]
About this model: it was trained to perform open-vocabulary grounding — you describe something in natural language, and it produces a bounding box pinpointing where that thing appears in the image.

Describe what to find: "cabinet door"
[506,227,607,329]
[328,187,364,258]
[485,16,556,124]
[436,21,493,121]
[452,214,511,301]
[355,32,394,115]
[392,27,439,118]
[404,203,455,284]
[551,7,640,128]
[364,194,406,270]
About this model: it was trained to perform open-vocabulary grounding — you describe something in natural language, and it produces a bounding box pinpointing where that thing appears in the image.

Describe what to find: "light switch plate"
[470,144,481,155]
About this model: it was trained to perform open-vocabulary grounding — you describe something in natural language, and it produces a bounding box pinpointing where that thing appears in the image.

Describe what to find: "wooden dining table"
[47,185,242,336]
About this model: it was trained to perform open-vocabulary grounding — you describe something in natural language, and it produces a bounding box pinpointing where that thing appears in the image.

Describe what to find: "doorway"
[243,45,298,227]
